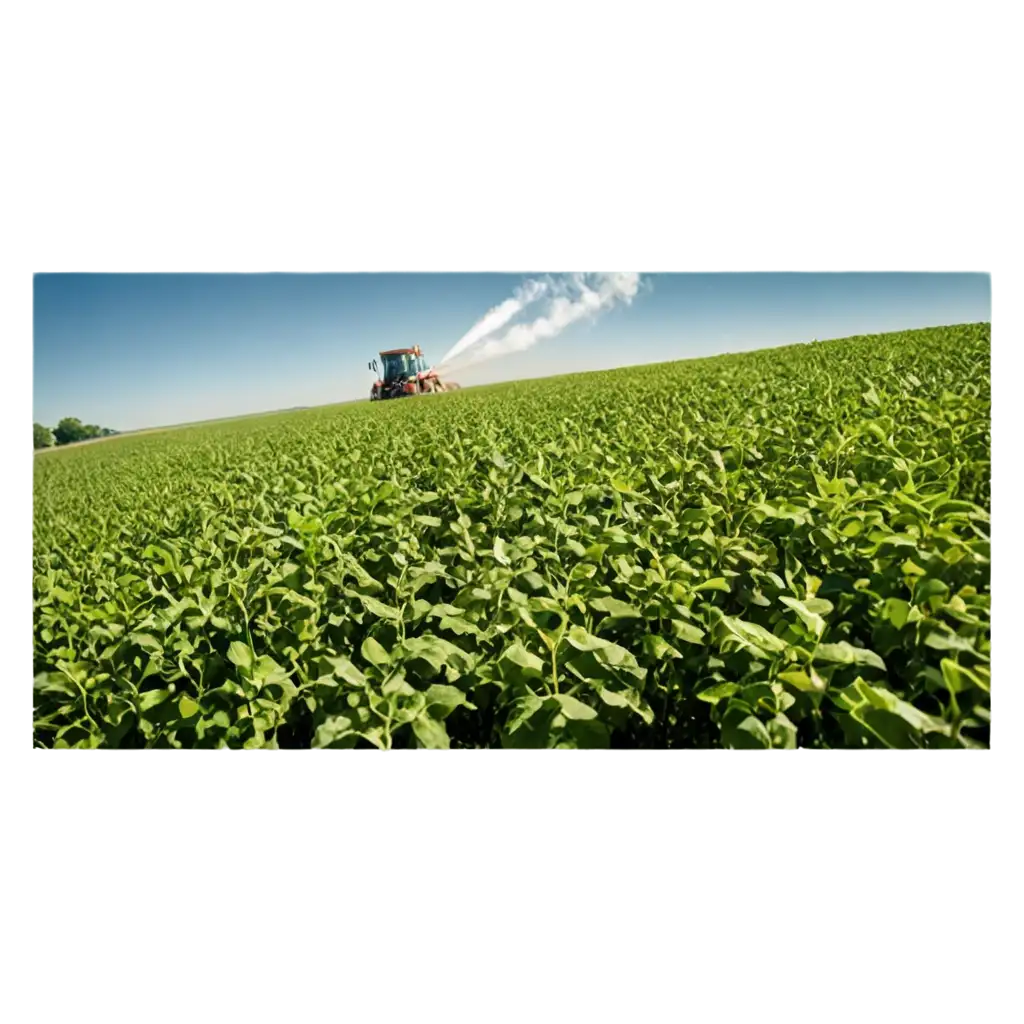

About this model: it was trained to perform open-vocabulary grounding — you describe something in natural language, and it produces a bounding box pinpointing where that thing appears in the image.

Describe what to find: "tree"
[52,416,117,445]
[53,417,88,445]
[34,423,54,449]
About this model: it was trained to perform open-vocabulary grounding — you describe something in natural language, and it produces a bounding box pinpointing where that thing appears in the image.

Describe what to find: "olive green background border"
[4,9,1019,1024]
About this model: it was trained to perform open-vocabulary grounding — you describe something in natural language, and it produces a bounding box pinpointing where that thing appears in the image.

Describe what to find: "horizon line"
[34,319,990,448]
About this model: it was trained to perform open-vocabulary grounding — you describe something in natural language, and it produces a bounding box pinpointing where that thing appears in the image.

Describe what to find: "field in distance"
[33,323,991,748]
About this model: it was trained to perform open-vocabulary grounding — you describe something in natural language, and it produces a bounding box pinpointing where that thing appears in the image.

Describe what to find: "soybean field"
[33,323,992,748]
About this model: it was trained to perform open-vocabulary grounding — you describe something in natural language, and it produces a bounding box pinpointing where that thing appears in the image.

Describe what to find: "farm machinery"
[368,346,461,401]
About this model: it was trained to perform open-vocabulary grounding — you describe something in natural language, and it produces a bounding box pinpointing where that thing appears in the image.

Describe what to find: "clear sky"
[33,273,990,432]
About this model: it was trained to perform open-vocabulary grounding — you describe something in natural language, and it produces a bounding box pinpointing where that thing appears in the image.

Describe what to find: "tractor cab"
[369,346,432,400]
[380,348,426,383]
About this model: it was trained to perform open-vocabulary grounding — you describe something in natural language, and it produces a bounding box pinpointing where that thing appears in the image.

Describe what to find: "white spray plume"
[437,278,548,367]
[438,272,643,373]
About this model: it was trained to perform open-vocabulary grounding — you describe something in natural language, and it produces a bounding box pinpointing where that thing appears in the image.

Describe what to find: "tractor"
[368,346,460,401]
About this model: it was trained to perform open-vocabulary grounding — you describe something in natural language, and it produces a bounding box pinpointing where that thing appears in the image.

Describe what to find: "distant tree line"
[34,417,118,449]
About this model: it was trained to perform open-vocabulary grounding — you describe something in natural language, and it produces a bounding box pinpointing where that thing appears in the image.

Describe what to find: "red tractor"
[369,346,460,401]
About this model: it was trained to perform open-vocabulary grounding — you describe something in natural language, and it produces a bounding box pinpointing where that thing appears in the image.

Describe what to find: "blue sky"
[33,273,990,432]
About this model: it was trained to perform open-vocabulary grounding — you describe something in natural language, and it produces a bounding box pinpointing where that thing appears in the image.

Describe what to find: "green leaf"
[227,641,254,672]
[566,626,620,654]
[361,636,391,668]
[356,593,403,622]
[178,695,200,719]
[412,715,451,749]
[813,641,886,671]
[915,578,949,604]
[779,595,826,637]
[712,611,787,656]
[722,713,771,749]
[313,713,363,748]
[596,685,654,724]
[938,659,989,695]
[768,713,798,749]
[401,634,475,675]
[840,519,864,537]
[438,616,481,636]
[552,693,598,721]
[670,620,706,645]
[880,598,911,629]
[643,635,682,660]
[519,570,547,592]
[694,577,730,593]
[505,694,546,735]
[589,596,641,619]
[252,655,291,689]
[565,627,645,681]
[565,717,611,748]
[835,678,952,747]
[424,684,475,717]
[923,630,983,656]
[493,536,511,566]
[500,642,546,676]
[137,689,173,712]
[778,668,826,693]
[323,655,368,688]
[696,682,739,705]
[130,632,164,656]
